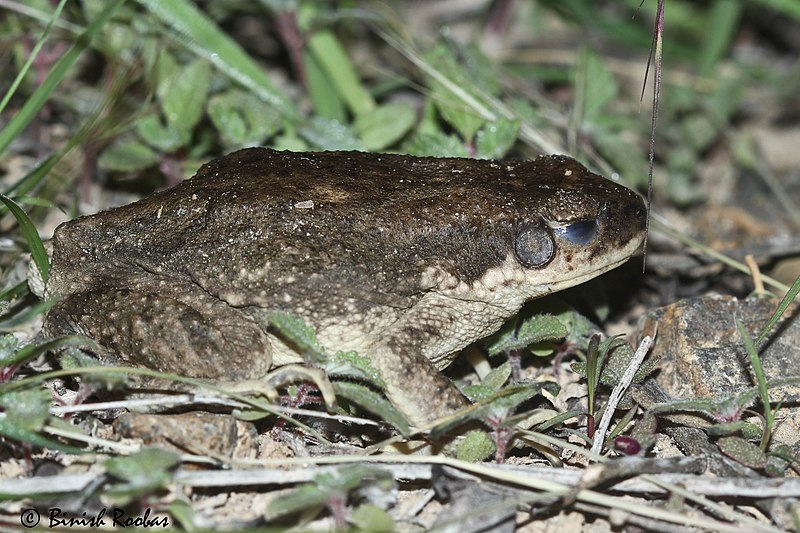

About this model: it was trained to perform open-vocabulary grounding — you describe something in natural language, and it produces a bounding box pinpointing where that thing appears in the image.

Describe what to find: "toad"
[43,148,646,426]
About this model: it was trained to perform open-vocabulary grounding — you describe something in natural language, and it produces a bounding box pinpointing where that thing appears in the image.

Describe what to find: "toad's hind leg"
[43,286,272,380]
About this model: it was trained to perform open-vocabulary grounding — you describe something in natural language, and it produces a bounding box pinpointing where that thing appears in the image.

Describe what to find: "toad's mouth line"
[528,234,643,293]
[556,248,639,284]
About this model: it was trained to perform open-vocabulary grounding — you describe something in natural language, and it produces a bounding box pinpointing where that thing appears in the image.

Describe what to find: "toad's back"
[46,148,641,305]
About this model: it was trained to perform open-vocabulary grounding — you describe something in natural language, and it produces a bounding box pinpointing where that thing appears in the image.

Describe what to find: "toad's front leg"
[363,293,510,427]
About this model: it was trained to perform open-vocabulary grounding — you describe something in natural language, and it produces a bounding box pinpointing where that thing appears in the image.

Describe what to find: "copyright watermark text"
[20,507,170,528]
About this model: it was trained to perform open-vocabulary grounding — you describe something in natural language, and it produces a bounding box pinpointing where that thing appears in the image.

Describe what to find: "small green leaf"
[208,90,281,147]
[484,384,540,414]
[475,119,520,159]
[423,43,499,142]
[717,436,767,469]
[325,351,384,387]
[705,421,761,438]
[353,103,416,151]
[135,114,185,152]
[210,102,247,145]
[0,385,84,453]
[716,389,759,420]
[98,139,161,172]
[167,499,197,533]
[299,116,365,151]
[0,335,94,369]
[162,58,211,132]
[0,387,50,432]
[266,466,393,521]
[648,398,721,417]
[59,347,128,389]
[105,447,181,480]
[0,335,21,363]
[268,311,324,363]
[104,448,181,504]
[470,383,542,422]
[435,382,552,436]
[103,21,138,58]
[517,315,569,348]
[576,49,618,122]
[486,314,568,356]
[331,381,409,436]
[304,49,346,121]
[594,336,632,385]
[266,483,327,520]
[154,49,179,94]
[481,361,511,391]
[428,84,483,140]
[350,504,393,533]
[679,114,717,151]
[558,307,598,346]
[765,444,793,477]
[403,131,468,158]
[457,429,496,462]
[462,384,495,403]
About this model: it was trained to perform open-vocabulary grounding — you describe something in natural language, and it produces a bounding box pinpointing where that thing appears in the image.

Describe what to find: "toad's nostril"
[625,200,647,223]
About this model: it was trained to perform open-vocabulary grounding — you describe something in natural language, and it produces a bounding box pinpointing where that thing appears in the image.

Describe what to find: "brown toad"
[43,148,646,426]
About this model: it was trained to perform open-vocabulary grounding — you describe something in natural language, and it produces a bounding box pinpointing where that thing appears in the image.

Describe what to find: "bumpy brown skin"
[44,148,646,427]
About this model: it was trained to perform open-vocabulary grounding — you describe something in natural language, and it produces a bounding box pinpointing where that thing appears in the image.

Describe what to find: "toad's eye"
[553,219,598,246]
[514,221,555,268]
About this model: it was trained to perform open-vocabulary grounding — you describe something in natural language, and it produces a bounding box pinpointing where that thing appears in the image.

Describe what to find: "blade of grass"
[138,0,300,120]
[304,49,346,121]
[306,30,375,116]
[651,215,792,294]
[0,193,49,284]
[0,0,83,34]
[2,154,57,199]
[0,281,28,304]
[640,0,665,265]
[3,56,138,206]
[754,275,800,346]
[736,318,771,449]
[696,0,741,76]
[0,418,86,455]
[751,150,800,227]
[0,0,126,158]
[0,299,58,330]
[0,0,68,116]
[0,336,93,369]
